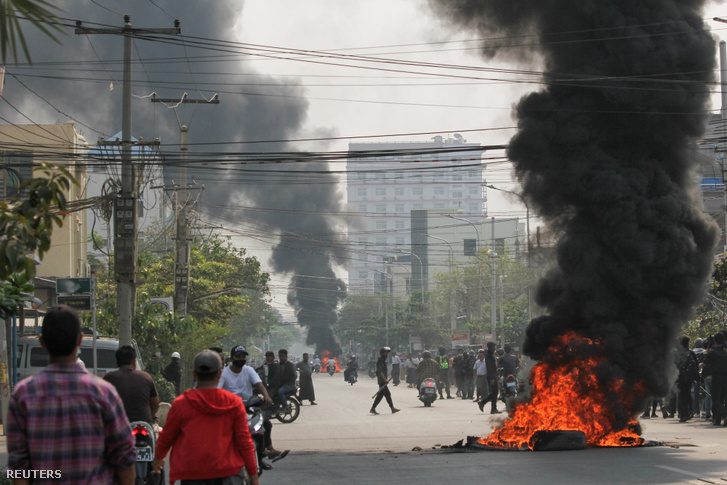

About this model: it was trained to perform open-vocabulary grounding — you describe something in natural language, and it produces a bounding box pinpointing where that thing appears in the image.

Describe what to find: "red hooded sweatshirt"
[155,387,257,481]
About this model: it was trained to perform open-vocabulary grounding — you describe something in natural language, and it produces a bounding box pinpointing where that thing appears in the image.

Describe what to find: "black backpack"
[677,352,699,384]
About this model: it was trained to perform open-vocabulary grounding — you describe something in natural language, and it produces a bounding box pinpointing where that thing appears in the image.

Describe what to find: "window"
[453,191,463,199]
[357,188,367,197]
[375,204,386,213]
[413,203,423,209]
[434,187,445,195]
[469,203,481,213]
[375,188,386,196]
[453,174,462,181]
[395,220,405,229]
[376,237,387,246]
[469,186,480,196]
[463,238,477,256]
[359,205,367,213]
[395,187,405,196]
[395,204,405,213]
[412,187,423,196]
[395,237,405,245]
[375,221,387,230]
[358,271,369,279]
[434,203,445,208]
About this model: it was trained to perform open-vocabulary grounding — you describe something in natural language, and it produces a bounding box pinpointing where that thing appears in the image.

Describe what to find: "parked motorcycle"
[130,421,162,485]
[419,377,438,407]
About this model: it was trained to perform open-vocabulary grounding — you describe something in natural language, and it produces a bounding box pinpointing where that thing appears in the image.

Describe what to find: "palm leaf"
[0,0,64,64]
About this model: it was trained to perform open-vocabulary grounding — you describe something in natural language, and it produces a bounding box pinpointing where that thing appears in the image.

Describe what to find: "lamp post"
[395,248,423,295]
[484,184,533,324]
[446,214,498,345]
[427,234,456,330]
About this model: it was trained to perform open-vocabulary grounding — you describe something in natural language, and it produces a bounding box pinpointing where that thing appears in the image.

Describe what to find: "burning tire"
[529,430,586,451]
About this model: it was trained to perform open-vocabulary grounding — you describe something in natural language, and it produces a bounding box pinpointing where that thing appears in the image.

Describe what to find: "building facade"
[346,135,488,295]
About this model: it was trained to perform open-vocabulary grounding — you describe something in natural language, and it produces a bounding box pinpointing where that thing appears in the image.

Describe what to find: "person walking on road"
[437,347,454,399]
[370,347,400,415]
[163,351,182,396]
[296,352,317,405]
[478,342,502,414]
[473,349,488,403]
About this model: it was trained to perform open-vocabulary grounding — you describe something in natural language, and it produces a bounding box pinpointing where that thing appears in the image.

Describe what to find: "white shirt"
[391,355,401,365]
[473,358,488,376]
[218,365,261,399]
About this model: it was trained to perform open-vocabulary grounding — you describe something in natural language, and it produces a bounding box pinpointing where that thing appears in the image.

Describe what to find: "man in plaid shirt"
[6,305,136,484]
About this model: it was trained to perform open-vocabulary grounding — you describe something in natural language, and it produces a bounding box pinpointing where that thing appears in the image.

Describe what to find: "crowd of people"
[641,333,727,427]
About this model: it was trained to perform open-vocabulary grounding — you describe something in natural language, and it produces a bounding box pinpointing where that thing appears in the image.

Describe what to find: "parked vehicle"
[419,377,438,407]
[15,335,142,381]
[130,421,162,485]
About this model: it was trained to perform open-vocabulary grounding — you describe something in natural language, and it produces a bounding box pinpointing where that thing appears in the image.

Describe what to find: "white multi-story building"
[346,135,489,295]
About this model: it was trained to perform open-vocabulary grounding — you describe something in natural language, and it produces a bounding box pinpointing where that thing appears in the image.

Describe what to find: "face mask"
[233,359,246,368]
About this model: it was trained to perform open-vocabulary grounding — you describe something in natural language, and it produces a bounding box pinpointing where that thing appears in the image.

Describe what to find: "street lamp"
[446,214,498,346]
[395,248,423,295]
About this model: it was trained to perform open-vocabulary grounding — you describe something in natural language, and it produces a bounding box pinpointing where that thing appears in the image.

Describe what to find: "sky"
[5,0,727,323]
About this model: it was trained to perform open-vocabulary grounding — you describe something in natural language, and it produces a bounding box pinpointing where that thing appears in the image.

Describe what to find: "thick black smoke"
[430,0,718,400]
[7,1,347,352]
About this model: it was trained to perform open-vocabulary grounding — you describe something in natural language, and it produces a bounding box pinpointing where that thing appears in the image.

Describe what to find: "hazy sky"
[6,0,727,322]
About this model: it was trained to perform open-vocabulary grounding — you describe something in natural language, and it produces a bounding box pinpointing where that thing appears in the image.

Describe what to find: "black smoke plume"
[430,0,718,400]
[7,1,347,352]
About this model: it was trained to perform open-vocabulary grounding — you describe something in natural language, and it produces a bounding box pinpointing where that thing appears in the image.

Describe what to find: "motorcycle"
[130,421,162,485]
[344,367,358,385]
[367,365,376,379]
[268,387,301,423]
[314,363,321,374]
[502,374,518,412]
[419,377,438,407]
[243,396,266,483]
[327,363,335,376]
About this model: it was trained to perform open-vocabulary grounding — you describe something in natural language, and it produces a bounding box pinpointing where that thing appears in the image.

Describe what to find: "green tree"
[688,254,727,338]
[0,164,74,318]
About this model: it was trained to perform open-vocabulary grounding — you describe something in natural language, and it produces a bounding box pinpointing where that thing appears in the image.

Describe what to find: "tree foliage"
[0,163,74,318]
[688,254,727,339]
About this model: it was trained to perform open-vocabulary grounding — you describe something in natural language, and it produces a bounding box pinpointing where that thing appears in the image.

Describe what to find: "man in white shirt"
[218,345,284,469]
[391,351,401,386]
[473,349,488,403]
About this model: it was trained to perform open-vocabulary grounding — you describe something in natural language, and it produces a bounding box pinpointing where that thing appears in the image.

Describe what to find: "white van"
[15,335,143,381]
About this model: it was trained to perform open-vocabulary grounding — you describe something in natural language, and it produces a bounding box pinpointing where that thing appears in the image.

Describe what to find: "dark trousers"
[711,375,727,423]
[438,368,451,397]
[372,385,393,409]
[463,374,474,399]
[480,377,499,411]
[392,364,400,385]
[475,375,488,400]
[677,381,692,420]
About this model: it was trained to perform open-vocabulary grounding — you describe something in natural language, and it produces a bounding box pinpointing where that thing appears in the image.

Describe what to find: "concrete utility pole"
[151,94,218,316]
[76,16,180,345]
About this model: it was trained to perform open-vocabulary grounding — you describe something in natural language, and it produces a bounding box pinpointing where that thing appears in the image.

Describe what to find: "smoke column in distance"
[5,0,348,352]
[429,0,718,399]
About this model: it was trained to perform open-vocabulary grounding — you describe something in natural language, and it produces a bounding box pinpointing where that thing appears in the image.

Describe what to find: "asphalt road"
[266,371,727,484]
[1,371,725,484]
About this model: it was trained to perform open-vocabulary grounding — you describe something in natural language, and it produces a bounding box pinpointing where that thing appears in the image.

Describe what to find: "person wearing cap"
[153,350,259,484]
[370,346,400,415]
[163,351,182,396]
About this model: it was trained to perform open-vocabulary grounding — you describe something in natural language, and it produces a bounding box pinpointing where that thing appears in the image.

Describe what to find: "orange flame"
[481,332,644,449]
[320,350,341,372]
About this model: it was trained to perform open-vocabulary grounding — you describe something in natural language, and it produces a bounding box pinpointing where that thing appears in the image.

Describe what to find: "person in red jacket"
[153,350,259,485]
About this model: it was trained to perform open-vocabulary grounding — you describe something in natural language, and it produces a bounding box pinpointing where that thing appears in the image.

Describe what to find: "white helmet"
[171,352,181,359]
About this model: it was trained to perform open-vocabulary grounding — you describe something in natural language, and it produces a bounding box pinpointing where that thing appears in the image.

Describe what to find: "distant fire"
[320,350,341,372]
[481,332,644,450]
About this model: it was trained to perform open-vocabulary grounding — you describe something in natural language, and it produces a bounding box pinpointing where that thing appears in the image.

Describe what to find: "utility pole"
[76,16,180,345]
[151,94,218,316]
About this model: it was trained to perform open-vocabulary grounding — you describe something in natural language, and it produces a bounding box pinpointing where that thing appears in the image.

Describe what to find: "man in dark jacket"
[478,342,502,414]
[702,332,727,426]
[370,347,400,415]
[277,349,297,408]
[675,335,699,422]
[163,352,182,396]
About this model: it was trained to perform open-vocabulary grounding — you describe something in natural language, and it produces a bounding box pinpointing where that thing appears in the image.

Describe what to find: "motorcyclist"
[326,358,336,374]
[104,345,159,423]
[416,351,439,391]
[313,355,322,373]
[344,356,359,382]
